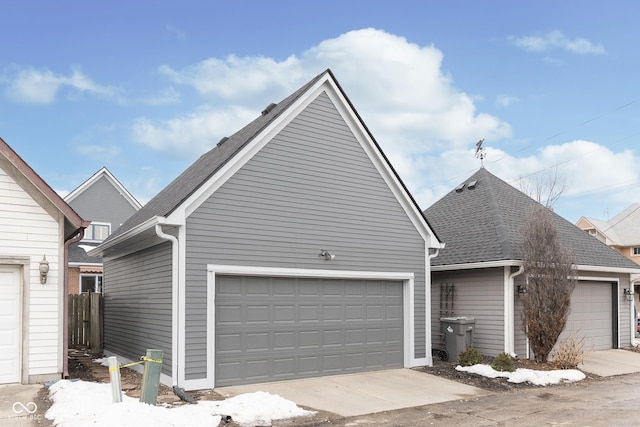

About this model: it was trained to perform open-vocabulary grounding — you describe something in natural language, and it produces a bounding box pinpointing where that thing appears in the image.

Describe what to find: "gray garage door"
[559,281,613,351]
[215,275,404,386]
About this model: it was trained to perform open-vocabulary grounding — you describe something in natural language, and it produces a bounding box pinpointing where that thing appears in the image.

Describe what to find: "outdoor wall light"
[517,285,527,295]
[319,250,336,260]
[39,255,49,284]
[623,288,634,302]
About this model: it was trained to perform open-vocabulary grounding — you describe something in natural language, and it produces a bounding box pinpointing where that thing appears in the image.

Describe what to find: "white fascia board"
[68,262,103,267]
[207,264,415,280]
[87,216,165,256]
[431,260,523,271]
[100,168,143,210]
[576,264,640,275]
[65,167,141,210]
[322,78,440,248]
[168,76,332,223]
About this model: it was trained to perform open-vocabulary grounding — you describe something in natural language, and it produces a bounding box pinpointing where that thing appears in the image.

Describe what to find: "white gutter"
[155,224,179,387]
[575,264,640,274]
[431,260,522,271]
[88,216,165,256]
[505,266,524,357]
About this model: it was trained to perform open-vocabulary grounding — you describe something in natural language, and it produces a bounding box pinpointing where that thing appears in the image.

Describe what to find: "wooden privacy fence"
[68,293,103,352]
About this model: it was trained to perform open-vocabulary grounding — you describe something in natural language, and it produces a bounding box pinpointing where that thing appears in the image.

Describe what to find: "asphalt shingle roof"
[424,167,640,270]
[107,70,329,242]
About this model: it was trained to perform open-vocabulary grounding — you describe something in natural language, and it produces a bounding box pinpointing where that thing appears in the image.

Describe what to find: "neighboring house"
[424,167,640,360]
[576,204,640,265]
[64,167,141,294]
[0,137,88,384]
[91,69,443,390]
[577,204,640,333]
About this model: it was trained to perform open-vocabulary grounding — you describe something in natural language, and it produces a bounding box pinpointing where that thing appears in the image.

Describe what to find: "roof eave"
[431,260,523,271]
[575,264,640,275]
[89,216,166,256]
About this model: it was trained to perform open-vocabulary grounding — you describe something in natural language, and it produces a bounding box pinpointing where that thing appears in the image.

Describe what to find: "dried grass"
[551,331,590,369]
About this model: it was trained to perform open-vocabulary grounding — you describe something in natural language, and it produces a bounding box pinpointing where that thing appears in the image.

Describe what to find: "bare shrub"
[520,205,577,363]
[552,331,589,369]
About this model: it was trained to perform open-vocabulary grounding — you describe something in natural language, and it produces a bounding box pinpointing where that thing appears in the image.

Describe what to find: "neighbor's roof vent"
[217,136,229,147]
[261,103,277,116]
[467,180,478,190]
[454,183,466,193]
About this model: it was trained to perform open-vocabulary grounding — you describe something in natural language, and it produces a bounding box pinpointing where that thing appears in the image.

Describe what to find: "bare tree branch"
[518,166,567,208]
[520,205,577,362]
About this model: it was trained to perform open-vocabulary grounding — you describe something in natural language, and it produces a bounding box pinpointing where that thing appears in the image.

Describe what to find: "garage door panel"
[215,276,404,386]
[558,281,613,352]
[0,267,21,384]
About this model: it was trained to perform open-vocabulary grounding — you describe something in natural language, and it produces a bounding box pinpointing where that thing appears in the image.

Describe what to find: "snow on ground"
[45,380,315,427]
[456,364,586,386]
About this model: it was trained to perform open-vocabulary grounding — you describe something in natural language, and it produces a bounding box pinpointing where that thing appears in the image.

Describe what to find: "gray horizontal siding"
[184,91,427,380]
[103,242,173,376]
[69,176,138,229]
[432,268,505,357]
[514,275,527,357]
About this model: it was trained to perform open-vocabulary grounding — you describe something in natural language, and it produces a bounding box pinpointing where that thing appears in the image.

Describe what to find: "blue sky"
[2,1,639,224]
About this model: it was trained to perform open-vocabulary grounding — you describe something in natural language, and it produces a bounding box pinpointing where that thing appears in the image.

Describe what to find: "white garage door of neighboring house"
[0,266,21,384]
[559,281,613,351]
[215,276,404,387]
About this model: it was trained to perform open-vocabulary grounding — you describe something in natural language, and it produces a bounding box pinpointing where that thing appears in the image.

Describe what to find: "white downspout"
[427,244,444,366]
[506,266,524,357]
[155,224,179,386]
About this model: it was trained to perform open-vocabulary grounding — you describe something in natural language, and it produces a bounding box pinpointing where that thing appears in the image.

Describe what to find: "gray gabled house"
[424,167,640,359]
[91,69,443,390]
[65,167,141,294]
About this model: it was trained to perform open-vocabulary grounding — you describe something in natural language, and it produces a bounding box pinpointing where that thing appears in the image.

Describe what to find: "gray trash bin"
[440,317,476,362]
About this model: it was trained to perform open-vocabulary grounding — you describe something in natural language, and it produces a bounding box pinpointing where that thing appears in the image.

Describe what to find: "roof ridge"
[480,168,520,259]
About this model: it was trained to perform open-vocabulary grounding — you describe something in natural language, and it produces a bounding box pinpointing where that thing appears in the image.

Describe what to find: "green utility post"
[139,349,163,405]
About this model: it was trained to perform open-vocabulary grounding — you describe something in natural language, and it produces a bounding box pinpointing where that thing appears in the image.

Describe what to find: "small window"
[84,223,111,242]
[80,275,103,293]
[633,247,640,256]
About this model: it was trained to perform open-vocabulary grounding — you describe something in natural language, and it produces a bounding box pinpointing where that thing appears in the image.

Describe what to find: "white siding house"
[0,138,88,384]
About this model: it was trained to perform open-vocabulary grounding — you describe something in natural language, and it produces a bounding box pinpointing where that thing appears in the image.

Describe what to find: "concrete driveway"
[580,349,640,377]
[215,368,490,417]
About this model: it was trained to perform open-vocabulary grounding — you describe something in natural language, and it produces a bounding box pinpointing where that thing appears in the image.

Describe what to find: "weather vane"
[475,139,486,167]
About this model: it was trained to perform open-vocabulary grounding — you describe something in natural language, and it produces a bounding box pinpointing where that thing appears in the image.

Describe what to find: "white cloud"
[450,140,640,217]
[159,55,304,101]
[509,31,605,55]
[139,87,181,105]
[496,94,518,107]
[132,106,257,158]
[5,66,119,104]
[136,28,635,222]
[149,28,511,161]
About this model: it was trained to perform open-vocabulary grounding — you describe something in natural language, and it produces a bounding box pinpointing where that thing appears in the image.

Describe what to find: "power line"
[432,97,640,193]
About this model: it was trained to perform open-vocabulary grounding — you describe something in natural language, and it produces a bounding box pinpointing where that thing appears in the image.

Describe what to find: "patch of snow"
[93,357,110,367]
[455,364,585,386]
[45,380,315,427]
